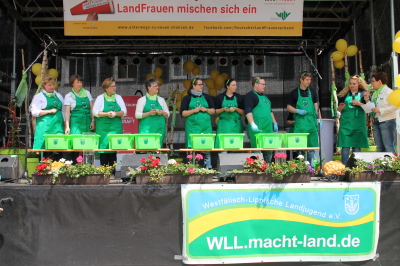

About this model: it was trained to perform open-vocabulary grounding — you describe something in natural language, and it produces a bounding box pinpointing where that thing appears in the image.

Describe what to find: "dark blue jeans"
[341,147,361,165]
[373,119,396,153]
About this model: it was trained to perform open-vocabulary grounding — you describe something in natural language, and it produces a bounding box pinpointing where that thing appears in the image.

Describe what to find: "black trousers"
[99,152,117,175]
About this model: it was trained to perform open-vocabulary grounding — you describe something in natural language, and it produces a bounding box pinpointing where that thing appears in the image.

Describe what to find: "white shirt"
[30,91,65,119]
[135,95,170,119]
[375,85,399,122]
[92,94,127,117]
[64,89,93,110]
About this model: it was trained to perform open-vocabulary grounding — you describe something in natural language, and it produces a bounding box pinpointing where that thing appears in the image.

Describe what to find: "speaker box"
[120,154,169,179]
[346,152,394,168]
[0,155,23,181]
[217,153,263,176]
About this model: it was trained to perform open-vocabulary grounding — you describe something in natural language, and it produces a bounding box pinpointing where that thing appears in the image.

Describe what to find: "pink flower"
[188,168,195,174]
[195,154,203,160]
[187,154,193,159]
[274,153,287,159]
[76,156,83,163]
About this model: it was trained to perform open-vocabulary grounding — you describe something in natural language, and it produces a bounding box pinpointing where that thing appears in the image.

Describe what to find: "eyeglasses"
[151,85,159,88]
[257,83,266,86]
[195,83,204,86]
[109,85,116,88]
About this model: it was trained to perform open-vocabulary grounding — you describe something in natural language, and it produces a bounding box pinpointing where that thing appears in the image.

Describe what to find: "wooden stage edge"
[28,148,319,152]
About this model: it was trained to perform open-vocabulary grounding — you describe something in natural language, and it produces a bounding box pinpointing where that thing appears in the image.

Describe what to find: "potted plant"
[233,155,314,183]
[344,154,400,182]
[32,156,112,185]
[129,154,219,184]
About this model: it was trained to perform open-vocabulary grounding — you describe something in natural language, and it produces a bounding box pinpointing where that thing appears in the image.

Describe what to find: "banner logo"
[345,195,360,215]
[276,11,291,21]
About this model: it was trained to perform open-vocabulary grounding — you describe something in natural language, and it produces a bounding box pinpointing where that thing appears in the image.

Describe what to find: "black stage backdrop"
[1,183,400,266]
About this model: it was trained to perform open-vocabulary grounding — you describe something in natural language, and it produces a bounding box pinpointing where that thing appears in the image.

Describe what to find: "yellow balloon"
[205,78,215,89]
[183,60,195,74]
[146,73,155,79]
[335,39,348,52]
[157,77,164,86]
[334,60,345,69]
[396,74,400,88]
[192,66,200,76]
[54,80,59,90]
[181,89,188,99]
[183,79,191,90]
[35,75,41,85]
[176,101,181,111]
[388,90,400,107]
[220,73,229,80]
[47,68,59,79]
[331,51,344,62]
[393,38,400,53]
[153,67,163,78]
[215,117,220,125]
[208,88,217,97]
[395,31,400,41]
[215,75,225,89]
[32,63,42,76]
[210,69,220,81]
[346,45,358,57]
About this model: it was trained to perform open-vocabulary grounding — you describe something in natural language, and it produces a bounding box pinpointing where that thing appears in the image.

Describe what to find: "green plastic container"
[218,134,245,149]
[108,134,134,149]
[135,134,162,149]
[283,133,309,148]
[44,134,72,149]
[70,134,100,150]
[190,134,216,149]
[255,133,283,149]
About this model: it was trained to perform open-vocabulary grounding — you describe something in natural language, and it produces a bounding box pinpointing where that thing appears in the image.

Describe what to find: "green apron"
[139,97,166,146]
[293,88,318,147]
[70,91,91,134]
[246,91,273,148]
[96,98,122,152]
[337,93,369,148]
[185,95,212,148]
[33,93,64,149]
[215,95,243,148]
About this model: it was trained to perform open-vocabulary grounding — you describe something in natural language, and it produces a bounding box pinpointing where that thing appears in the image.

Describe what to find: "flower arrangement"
[345,154,397,178]
[128,154,219,182]
[34,156,113,184]
[267,155,315,180]
[241,156,268,174]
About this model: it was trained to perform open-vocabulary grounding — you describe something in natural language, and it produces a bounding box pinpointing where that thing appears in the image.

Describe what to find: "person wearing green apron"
[181,78,215,168]
[31,75,64,150]
[135,78,170,147]
[244,77,279,163]
[214,79,244,149]
[337,75,369,165]
[287,72,322,167]
[93,77,127,174]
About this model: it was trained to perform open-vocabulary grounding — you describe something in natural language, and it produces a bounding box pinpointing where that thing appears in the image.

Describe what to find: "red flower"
[276,170,282,173]
[261,165,266,171]
[246,158,255,164]
[291,163,297,167]
[141,166,147,171]
[140,158,147,163]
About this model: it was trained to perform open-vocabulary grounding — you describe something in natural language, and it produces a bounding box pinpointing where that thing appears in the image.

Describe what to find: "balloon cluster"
[31,63,59,89]
[331,39,358,69]
[183,60,200,76]
[388,31,400,107]
[205,70,229,97]
[146,67,164,86]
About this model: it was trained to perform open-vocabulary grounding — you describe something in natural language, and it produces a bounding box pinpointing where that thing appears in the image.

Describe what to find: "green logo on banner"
[276,11,291,21]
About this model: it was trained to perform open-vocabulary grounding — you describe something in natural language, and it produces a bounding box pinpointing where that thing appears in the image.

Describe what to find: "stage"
[1,182,400,266]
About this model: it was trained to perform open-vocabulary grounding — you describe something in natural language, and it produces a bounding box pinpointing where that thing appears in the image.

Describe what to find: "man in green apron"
[181,78,215,168]
[287,72,321,167]
[244,77,278,163]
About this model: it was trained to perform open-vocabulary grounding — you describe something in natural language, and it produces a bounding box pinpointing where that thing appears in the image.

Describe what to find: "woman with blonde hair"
[31,75,64,149]
[337,75,369,165]
[93,77,127,172]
